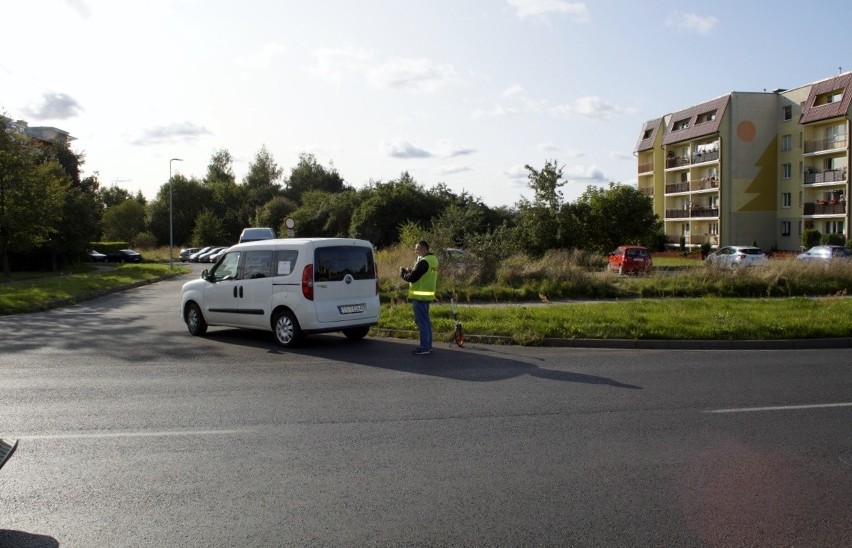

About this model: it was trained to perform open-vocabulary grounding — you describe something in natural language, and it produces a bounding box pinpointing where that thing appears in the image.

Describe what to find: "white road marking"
[706,402,852,414]
[21,429,252,440]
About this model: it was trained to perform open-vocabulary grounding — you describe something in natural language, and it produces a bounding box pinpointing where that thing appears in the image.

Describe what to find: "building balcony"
[665,207,719,219]
[803,201,846,215]
[691,176,719,191]
[804,167,846,185]
[803,136,847,154]
[639,186,654,197]
[691,149,719,164]
[637,161,654,174]
[665,182,690,194]
[665,155,691,169]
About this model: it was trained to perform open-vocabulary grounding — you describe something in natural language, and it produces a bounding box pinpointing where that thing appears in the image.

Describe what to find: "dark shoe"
[412,348,432,355]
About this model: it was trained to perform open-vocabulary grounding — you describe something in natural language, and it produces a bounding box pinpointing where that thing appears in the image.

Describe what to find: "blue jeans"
[411,299,432,350]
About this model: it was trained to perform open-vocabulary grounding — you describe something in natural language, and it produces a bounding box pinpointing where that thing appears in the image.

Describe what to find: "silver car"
[796,245,851,262]
[705,246,768,268]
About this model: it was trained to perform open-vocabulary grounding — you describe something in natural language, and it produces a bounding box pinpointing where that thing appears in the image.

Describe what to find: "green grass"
[380,297,852,345]
[0,264,189,313]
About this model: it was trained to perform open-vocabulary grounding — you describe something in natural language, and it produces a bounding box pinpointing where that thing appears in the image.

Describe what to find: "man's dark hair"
[418,240,430,250]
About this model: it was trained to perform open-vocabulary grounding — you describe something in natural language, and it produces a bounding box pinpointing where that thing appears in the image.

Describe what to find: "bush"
[803,228,821,249]
[133,231,157,249]
[822,232,846,246]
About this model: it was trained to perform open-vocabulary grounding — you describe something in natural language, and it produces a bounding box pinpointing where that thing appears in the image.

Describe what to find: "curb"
[371,329,852,350]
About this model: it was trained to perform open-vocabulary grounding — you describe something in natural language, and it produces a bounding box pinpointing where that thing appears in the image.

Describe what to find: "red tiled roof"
[799,73,852,124]
[662,95,730,146]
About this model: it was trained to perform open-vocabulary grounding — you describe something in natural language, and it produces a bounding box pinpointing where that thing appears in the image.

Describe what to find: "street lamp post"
[169,158,183,269]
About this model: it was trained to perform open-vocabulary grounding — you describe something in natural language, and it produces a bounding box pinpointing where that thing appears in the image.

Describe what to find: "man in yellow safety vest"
[399,240,438,355]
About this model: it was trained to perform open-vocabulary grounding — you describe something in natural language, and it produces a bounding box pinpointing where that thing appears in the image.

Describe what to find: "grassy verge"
[379,297,852,345]
[0,264,189,314]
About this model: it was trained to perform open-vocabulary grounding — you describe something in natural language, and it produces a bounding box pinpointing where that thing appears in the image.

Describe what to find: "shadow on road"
[0,530,59,548]
[208,329,642,390]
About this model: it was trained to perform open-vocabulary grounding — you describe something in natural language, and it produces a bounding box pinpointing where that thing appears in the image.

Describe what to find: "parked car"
[608,245,652,275]
[179,247,201,262]
[86,249,107,262]
[705,246,767,268]
[197,247,225,262]
[106,249,142,263]
[180,237,380,348]
[206,247,228,263]
[189,246,216,262]
[796,245,851,262]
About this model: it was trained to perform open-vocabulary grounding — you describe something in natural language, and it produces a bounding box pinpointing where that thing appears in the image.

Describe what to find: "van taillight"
[302,264,314,300]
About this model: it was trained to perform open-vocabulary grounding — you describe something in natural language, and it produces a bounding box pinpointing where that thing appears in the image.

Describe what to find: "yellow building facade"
[635,72,850,252]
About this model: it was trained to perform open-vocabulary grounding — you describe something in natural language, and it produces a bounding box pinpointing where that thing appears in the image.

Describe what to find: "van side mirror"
[201,269,209,280]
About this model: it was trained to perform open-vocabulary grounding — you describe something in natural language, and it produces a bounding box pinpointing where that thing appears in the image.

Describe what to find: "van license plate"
[338,304,366,314]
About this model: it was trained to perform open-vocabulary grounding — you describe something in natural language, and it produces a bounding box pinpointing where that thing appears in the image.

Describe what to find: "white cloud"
[507,0,589,22]
[131,122,212,146]
[65,0,91,18]
[565,164,606,182]
[537,141,558,151]
[471,103,521,119]
[434,139,477,158]
[550,96,623,120]
[504,165,529,181]
[502,84,525,97]
[311,46,373,85]
[381,140,432,159]
[239,42,288,70]
[368,58,460,93]
[665,12,718,35]
[438,165,472,176]
[24,92,84,120]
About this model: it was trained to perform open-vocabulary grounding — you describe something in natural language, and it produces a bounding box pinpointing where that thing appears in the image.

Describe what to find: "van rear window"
[315,246,375,281]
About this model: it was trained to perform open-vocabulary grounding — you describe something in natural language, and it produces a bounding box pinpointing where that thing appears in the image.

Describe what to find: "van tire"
[186,303,208,336]
[342,326,370,340]
[273,310,302,348]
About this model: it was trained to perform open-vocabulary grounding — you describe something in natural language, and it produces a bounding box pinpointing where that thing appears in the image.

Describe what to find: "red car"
[608,245,652,275]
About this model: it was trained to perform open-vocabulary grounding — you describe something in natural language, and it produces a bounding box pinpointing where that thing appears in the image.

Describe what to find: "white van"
[180,238,380,347]
[238,227,276,243]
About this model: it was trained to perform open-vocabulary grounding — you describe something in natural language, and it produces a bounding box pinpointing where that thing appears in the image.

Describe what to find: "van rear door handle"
[233,286,238,298]
[239,286,244,298]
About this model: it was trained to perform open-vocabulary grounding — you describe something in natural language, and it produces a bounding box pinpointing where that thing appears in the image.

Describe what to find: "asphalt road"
[0,269,850,547]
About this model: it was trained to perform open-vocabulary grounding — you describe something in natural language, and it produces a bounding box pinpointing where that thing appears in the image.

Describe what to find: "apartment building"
[635,72,850,252]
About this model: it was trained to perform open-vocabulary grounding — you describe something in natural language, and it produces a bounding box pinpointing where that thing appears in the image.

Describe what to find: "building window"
[781,221,791,236]
[696,110,717,124]
[673,118,690,131]
[825,221,845,234]
[782,163,792,179]
[782,105,792,121]
[816,89,844,106]
[782,192,792,208]
[709,222,719,236]
[642,128,653,139]
[781,134,792,151]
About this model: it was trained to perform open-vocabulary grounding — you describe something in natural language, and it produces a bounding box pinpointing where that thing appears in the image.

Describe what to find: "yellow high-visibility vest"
[408,253,438,301]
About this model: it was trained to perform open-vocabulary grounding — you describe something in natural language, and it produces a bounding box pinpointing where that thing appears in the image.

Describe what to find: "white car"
[705,246,768,268]
[796,245,851,262]
[180,238,380,348]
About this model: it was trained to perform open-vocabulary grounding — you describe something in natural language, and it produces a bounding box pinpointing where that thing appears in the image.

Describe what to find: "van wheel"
[273,310,302,348]
[186,303,207,336]
[342,326,370,340]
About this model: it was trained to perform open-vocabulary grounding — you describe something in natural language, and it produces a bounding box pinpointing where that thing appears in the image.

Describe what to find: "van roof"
[232,237,374,249]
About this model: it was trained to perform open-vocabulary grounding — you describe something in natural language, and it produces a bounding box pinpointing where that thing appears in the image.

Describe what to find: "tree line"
[0,121,661,277]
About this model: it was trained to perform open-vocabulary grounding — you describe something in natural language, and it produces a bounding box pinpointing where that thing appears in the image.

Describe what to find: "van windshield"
[315,246,375,282]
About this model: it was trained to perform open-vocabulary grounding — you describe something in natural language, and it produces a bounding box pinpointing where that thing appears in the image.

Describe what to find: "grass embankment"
[2,246,850,343]
[0,263,189,314]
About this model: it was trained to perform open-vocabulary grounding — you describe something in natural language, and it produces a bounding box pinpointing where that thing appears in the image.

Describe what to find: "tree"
[254,195,296,232]
[99,186,134,208]
[191,209,228,246]
[205,148,236,186]
[102,200,147,242]
[512,161,565,256]
[202,149,244,242]
[291,189,361,238]
[284,153,347,204]
[147,175,212,246]
[573,183,661,253]
[0,125,67,275]
[241,145,283,224]
[349,173,443,247]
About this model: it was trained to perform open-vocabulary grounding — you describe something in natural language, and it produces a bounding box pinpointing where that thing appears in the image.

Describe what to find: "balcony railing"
[803,201,847,215]
[665,182,690,194]
[804,167,847,184]
[639,186,654,197]
[803,136,847,154]
[691,149,719,164]
[637,161,653,174]
[665,155,690,169]
[691,176,719,191]
[665,207,719,219]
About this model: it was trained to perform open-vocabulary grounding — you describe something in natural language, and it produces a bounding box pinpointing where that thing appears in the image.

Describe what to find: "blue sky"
[2,0,849,207]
